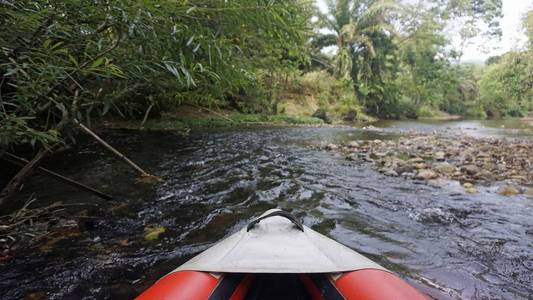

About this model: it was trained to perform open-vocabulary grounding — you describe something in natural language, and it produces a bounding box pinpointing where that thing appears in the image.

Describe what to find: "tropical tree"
[313,0,505,118]
[314,0,399,117]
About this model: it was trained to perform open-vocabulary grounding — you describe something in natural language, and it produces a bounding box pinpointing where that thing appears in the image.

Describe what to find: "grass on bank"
[106,113,324,133]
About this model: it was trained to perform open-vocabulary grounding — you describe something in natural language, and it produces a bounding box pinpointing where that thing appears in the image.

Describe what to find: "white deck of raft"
[174,209,386,274]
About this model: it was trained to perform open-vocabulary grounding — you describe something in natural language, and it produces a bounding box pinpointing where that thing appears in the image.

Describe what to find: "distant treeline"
[310,0,532,119]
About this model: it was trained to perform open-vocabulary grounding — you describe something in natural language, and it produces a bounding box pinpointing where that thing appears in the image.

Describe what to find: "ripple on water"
[1,127,532,299]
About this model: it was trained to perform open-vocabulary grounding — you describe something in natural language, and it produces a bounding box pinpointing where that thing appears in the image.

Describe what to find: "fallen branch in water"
[1,152,113,201]
[74,119,161,183]
[0,148,50,207]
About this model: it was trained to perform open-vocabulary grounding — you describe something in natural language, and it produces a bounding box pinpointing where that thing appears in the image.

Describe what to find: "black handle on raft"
[246,210,304,232]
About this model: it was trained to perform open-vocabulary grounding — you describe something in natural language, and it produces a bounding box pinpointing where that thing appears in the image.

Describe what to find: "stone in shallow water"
[461,164,481,175]
[347,141,360,148]
[395,164,415,175]
[463,183,478,194]
[383,169,399,177]
[434,151,446,161]
[474,169,494,181]
[416,169,438,180]
[435,162,455,174]
[525,188,533,199]
[345,153,358,161]
[414,163,427,169]
[410,208,454,224]
[496,185,521,196]
[428,178,449,187]
[325,143,338,151]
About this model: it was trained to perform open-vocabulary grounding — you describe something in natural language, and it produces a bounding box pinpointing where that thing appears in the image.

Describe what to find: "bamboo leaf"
[91,57,105,68]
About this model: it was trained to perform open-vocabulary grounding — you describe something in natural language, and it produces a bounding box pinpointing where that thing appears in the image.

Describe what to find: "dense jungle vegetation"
[0,1,532,199]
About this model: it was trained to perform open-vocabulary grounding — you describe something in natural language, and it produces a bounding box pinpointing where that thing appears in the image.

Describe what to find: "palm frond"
[356,0,398,29]
[312,33,339,49]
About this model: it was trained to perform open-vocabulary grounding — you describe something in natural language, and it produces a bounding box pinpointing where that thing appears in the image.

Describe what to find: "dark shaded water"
[1,125,532,299]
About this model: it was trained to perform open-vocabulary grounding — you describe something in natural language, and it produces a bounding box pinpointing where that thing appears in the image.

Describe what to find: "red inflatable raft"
[137,209,428,300]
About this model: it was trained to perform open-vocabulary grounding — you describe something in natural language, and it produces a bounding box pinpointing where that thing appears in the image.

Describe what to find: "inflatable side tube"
[136,271,252,300]
[334,269,429,300]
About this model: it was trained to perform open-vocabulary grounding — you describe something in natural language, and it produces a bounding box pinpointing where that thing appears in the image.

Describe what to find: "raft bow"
[137,209,428,300]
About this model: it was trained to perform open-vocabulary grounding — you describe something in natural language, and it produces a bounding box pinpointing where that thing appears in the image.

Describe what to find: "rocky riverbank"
[320,132,533,196]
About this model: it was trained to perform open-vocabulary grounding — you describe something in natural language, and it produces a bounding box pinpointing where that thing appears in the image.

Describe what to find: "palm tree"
[314,0,398,115]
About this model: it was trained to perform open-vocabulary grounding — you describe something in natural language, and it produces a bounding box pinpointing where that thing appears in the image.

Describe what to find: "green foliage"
[1,0,528,155]
[1,0,312,149]
[486,55,502,65]
[300,71,356,108]
[312,0,510,119]
[316,0,400,117]
[313,0,508,117]
[142,113,323,129]
[479,51,532,117]
[416,105,439,118]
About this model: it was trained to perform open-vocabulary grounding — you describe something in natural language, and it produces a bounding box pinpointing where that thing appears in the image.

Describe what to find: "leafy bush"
[0,0,312,149]
[479,51,532,117]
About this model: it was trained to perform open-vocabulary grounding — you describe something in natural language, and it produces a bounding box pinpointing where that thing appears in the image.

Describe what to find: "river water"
[1,119,532,299]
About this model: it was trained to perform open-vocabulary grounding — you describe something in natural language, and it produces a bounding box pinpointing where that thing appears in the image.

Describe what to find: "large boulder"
[312,109,331,123]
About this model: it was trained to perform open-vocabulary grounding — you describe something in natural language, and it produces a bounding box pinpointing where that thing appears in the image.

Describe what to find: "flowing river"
[1,119,532,299]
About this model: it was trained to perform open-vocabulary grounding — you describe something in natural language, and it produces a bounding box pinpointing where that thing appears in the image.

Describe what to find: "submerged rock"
[496,185,521,196]
[525,188,533,199]
[463,183,478,194]
[345,153,358,161]
[379,168,399,177]
[411,208,454,224]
